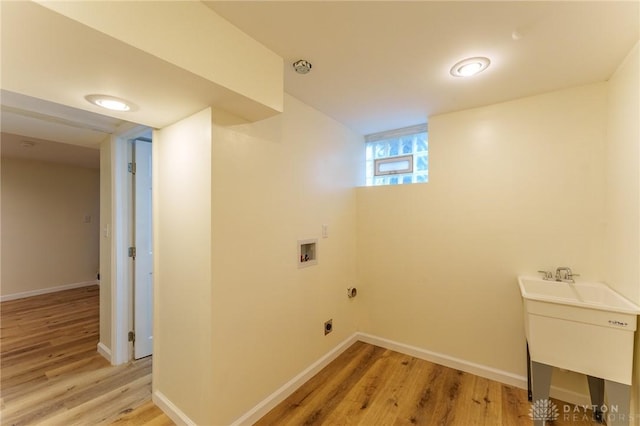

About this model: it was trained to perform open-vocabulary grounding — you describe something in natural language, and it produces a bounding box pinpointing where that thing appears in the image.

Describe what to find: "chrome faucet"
[555,266,579,283]
[537,270,554,280]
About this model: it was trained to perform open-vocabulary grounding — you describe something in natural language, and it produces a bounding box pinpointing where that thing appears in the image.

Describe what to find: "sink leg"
[587,376,605,423]
[531,361,553,426]
[605,380,631,426]
[526,342,532,402]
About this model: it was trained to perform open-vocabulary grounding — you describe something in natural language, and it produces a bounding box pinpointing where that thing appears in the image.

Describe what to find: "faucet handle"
[537,270,553,280]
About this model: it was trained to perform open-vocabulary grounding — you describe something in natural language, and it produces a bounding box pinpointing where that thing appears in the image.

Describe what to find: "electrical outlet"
[324,319,333,335]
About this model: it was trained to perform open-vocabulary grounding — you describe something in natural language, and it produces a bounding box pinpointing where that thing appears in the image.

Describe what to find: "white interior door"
[134,139,153,359]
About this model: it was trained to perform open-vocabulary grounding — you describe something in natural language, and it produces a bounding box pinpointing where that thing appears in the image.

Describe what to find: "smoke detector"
[292,59,312,74]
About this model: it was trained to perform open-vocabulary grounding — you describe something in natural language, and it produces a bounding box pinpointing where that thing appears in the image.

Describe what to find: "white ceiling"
[0,0,637,165]
[1,90,127,149]
[207,1,639,135]
[1,132,100,169]
[0,90,122,168]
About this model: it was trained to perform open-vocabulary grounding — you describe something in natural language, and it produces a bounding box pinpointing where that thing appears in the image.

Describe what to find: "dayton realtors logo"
[530,400,630,424]
[529,399,559,422]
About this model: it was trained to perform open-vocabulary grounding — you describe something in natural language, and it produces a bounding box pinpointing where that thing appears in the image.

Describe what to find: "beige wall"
[356,83,607,400]
[153,95,362,424]
[210,94,362,424]
[604,41,640,304]
[99,140,112,351]
[153,108,215,425]
[1,157,100,297]
[603,41,640,423]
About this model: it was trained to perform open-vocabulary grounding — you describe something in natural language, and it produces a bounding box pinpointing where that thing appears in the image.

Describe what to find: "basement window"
[365,124,428,186]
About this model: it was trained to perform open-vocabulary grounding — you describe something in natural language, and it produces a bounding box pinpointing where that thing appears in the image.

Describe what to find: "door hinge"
[128,247,136,258]
[128,162,136,174]
[128,331,135,342]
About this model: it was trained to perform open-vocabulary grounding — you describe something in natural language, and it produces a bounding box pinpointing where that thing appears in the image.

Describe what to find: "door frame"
[131,135,153,359]
[110,125,151,365]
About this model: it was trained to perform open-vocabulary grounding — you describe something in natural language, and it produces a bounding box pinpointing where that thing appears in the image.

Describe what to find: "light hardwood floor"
[1,286,599,426]
[257,341,599,426]
[0,286,172,425]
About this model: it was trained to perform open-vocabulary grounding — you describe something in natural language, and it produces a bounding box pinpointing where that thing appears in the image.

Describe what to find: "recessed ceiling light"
[85,94,135,111]
[450,57,491,77]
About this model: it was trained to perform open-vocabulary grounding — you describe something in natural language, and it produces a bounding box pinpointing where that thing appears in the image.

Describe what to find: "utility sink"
[519,276,640,384]
[519,276,640,315]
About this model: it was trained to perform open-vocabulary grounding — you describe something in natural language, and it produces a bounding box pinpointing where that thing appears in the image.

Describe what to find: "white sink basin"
[519,276,640,384]
[519,276,640,315]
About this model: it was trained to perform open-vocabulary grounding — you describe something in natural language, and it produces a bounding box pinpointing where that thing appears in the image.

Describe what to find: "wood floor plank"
[257,342,600,426]
[449,373,503,426]
[353,351,425,425]
[109,400,170,425]
[254,341,383,425]
[322,347,396,425]
[292,344,385,425]
[43,374,152,426]
[500,383,531,425]
[0,286,173,426]
[1,364,125,423]
[45,352,111,379]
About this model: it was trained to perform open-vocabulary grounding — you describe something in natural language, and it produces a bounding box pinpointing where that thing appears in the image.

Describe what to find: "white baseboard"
[0,280,98,302]
[357,333,590,406]
[96,342,112,363]
[153,390,196,426]
[230,332,360,426]
[550,385,591,407]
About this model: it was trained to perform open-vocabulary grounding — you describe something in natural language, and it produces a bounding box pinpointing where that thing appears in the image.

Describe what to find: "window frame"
[374,155,413,176]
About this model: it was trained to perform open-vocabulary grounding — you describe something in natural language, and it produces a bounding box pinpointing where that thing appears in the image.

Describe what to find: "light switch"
[322,224,328,238]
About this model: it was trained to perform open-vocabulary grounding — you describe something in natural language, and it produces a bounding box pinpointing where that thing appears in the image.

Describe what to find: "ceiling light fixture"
[85,94,134,112]
[292,59,312,74]
[450,57,491,77]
